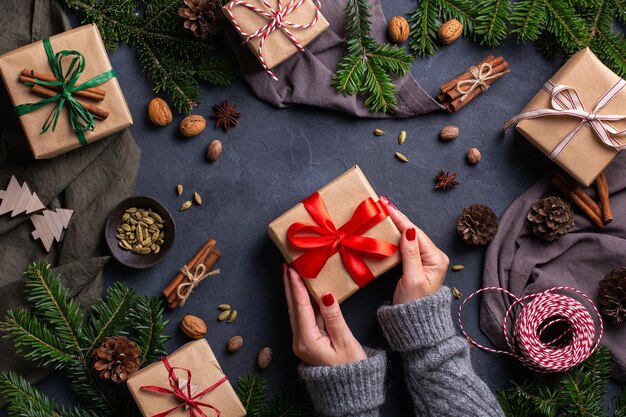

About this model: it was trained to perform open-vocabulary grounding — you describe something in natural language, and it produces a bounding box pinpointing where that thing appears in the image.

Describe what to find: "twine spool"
[458,286,603,372]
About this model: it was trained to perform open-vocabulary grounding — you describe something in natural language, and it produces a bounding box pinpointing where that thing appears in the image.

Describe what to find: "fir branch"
[543,0,590,54]
[437,0,477,35]
[236,374,267,416]
[409,0,440,57]
[264,383,312,417]
[129,295,169,365]
[591,29,626,78]
[0,372,55,414]
[24,262,84,355]
[617,387,626,417]
[510,0,547,41]
[474,0,512,47]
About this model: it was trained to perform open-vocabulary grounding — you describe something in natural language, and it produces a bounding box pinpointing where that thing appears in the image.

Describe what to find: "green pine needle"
[237,373,267,416]
[333,0,413,113]
[509,0,547,41]
[474,0,512,47]
[129,295,170,365]
[409,0,440,57]
[236,373,313,417]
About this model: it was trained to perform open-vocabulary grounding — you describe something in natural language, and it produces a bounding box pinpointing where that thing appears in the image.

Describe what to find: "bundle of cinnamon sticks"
[552,171,613,228]
[162,239,221,309]
[437,55,510,113]
[18,68,109,120]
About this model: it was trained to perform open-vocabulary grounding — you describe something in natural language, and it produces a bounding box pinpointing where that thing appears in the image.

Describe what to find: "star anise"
[434,170,459,191]
[211,100,241,132]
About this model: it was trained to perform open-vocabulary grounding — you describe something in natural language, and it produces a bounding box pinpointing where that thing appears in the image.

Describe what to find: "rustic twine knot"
[176,263,220,306]
[455,63,509,102]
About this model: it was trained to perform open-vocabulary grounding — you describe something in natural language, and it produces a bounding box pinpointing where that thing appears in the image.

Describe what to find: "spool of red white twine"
[458,286,603,373]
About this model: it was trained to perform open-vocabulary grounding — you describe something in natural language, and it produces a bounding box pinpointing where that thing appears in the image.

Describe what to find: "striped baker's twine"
[224,0,321,81]
[458,286,603,372]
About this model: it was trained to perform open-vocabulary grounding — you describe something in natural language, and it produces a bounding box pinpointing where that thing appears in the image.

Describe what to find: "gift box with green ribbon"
[0,24,132,159]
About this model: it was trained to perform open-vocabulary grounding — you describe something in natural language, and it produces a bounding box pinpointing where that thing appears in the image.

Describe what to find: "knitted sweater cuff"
[377,286,455,352]
[298,348,386,416]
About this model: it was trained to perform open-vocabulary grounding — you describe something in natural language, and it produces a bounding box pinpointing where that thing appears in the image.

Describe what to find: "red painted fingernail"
[381,195,397,210]
[406,228,416,241]
[322,293,334,307]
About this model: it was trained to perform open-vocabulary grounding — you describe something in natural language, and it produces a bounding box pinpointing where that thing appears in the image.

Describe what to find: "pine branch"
[437,0,477,36]
[544,0,590,54]
[0,372,55,414]
[24,262,84,356]
[84,282,136,355]
[616,386,626,417]
[236,374,267,417]
[474,0,512,47]
[409,0,440,57]
[591,29,626,78]
[264,383,312,417]
[510,0,547,41]
[129,295,169,365]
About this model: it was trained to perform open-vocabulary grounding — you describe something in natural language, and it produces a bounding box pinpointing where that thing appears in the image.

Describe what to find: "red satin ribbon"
[287,192,398,287]
[140,357,227,417]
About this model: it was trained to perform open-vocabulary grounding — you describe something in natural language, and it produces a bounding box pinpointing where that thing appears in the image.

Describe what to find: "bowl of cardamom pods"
[105,196,175,268]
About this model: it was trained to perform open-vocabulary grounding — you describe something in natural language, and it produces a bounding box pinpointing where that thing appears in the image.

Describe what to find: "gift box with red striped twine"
[458,286,603,373]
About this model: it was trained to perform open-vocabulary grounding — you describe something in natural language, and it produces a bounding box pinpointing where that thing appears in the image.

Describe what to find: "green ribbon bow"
[15,37,116,145]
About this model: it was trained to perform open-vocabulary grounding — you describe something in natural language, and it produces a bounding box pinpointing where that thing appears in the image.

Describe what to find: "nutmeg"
[388,16,410,44]
[257,347,272,369]
[148,98,173,127]
[179,115,206,137]
[180,315,207,339]
[438,19,463,45]
[440,125,459,141]
[228,336,243,352]
[207,139,222,162]
[466,147,481,164]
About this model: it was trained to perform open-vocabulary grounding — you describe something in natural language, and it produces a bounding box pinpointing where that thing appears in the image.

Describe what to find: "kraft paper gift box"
[509,48,626,187]
[268,165,401,304]
[223,0,329,71]
[127,339,246,417]
[0,24,133,159]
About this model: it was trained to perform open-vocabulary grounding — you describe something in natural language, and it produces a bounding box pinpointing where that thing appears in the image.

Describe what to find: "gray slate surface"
[8,0,621,415]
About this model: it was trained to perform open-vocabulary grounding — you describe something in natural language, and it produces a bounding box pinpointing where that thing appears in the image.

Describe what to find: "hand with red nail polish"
[381,197,449,304]
[281,264,367,366]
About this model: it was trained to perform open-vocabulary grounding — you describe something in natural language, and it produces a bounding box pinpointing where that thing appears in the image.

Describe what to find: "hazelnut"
[438,19,463,45]
[466,148,482,164]
[180,315,207,339]
[179,115,206,137]
[440,125,459,141]
[207,139,222,162]
[257,347,272,369]
[147,98,172,127]
[228,336,243,352]
[388,16,410,44]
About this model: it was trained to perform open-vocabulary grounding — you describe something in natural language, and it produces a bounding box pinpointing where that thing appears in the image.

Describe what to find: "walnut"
[148,98,172,127]
[180,315,207,339]
[388,16,410,44]
[179,115,206,137]
[438,19,463,45]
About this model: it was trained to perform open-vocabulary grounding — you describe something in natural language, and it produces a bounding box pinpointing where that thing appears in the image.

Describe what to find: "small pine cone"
[598,268,626,325]
[456,204,499,245]
[178,0,223,39]
[92,336,141,383]
[527,196,574,241]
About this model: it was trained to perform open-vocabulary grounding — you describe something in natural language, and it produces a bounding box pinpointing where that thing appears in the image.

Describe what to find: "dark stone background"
[2,0,622,415]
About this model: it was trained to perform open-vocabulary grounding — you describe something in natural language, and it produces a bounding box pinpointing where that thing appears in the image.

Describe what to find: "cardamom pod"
[193,192,202,205]
[374,128,385,136]
[227,310,238,323]
[395,152,409,163]
[176,184,183,195]
[452,264,465,272]
[180,201,192,211]
[398,130,406,145]
[218,304,231,311]
[218,310,231,321]
[126,207,138,213]
[453,287,462,299]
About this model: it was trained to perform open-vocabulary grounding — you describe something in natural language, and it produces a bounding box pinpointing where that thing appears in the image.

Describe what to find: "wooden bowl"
[105,196,175,269]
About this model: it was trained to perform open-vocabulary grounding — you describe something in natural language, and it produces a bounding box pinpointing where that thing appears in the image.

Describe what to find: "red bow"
[287,192,398,287]
[140,357,227,417]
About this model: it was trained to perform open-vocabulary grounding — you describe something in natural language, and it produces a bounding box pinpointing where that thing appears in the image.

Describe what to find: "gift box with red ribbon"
[127,339,246,417]
[268,165,401,304]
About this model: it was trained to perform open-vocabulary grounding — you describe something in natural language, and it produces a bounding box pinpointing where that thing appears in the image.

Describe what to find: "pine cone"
[598,268,626,325]
[178,0,223,39]
[456,204,499,245]
[527,196,574,241]
[92,336,141,383]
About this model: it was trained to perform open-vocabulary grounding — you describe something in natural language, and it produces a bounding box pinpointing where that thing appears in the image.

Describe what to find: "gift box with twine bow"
[505,48,626,187]
[268,165,401,304]
[0,24,132,159]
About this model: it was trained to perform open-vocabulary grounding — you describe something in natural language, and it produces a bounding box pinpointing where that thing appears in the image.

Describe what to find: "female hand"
[282,264,367,366]
[380,196,449,305]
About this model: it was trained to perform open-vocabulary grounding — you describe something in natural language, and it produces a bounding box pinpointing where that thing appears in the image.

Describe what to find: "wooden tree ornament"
[30,208,74,252]
[0,176,45,217]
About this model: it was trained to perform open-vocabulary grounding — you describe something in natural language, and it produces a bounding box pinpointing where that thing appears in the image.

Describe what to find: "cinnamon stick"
[443,62,510,112]
[438,55,495,94]
[31,84,109,120]
[22,68,107,98]
[442,61,509,102]
[552,174,604,228]
[596,173,613,224]
[167,247,221,309]
[555,173,602,219]
[163,239,215,300]
[19,75,105,102]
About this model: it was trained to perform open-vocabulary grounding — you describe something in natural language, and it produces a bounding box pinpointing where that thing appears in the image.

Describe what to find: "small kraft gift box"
[127,339,246,417]
[505,48,626,187]
[0,24,133,159]
[223,0,329,80]
[268,165,401,304]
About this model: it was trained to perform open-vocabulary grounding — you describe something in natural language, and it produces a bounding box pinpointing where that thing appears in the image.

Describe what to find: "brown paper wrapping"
[223,0,329,70]
[127,339,246,417]
[0,24,133,159]
[516,48,626,187]
[268,165,401,304]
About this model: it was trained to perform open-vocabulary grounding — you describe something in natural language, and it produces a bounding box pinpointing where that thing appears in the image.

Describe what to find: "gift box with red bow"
[268,165,401,304]
[505,48,626,187]
[127,339,246,417]
[222,0,329,80]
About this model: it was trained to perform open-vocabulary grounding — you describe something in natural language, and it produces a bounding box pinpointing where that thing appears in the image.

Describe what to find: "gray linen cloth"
[0,0,141,383]
[481,154,626,381]
[225,0,443,118]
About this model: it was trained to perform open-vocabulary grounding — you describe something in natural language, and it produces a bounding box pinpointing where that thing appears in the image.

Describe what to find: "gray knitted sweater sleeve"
[298,286,505,417]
